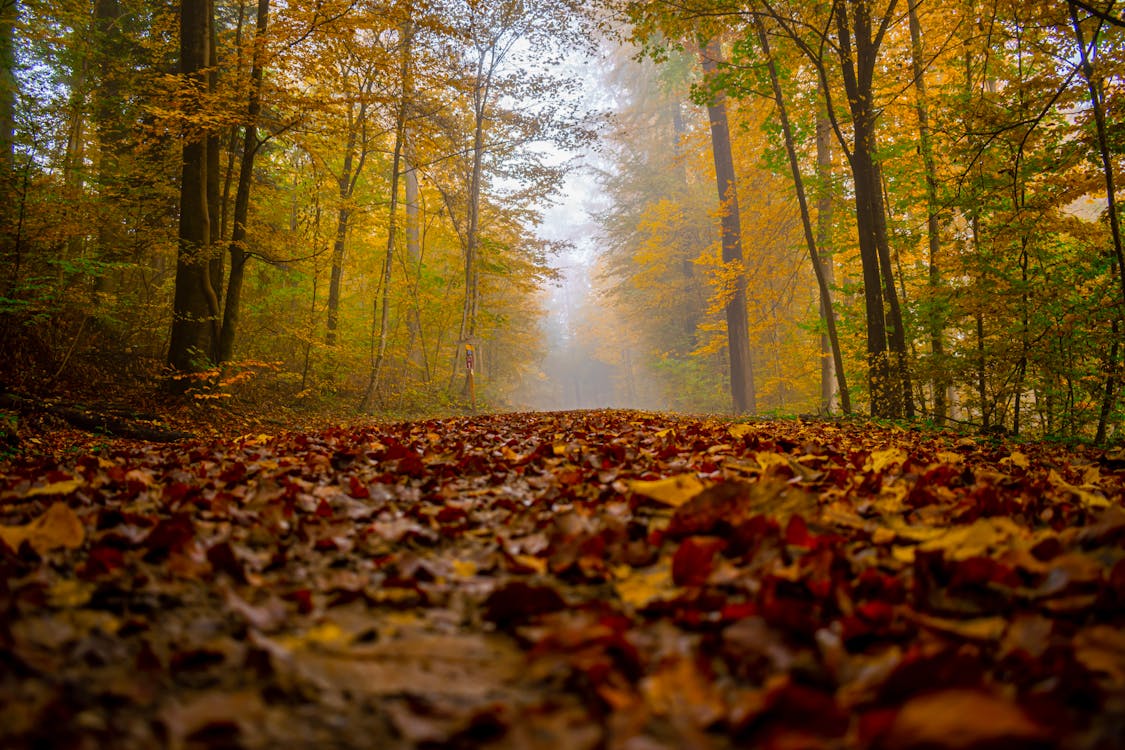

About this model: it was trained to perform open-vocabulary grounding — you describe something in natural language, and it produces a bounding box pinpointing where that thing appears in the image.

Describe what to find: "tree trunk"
[217,0,269,363]
[0,0,15,277]
[404,155,429,381]
[754,17,849,415]
[360,20,412,413]
[461,55,489,347]
[908,0,947,423]
[701,39,755,415]
[0,0,14,177]
[833,0,907,418]
[91,0,124,294]
[816,107,839,413]
[1070,0,1125,443]
[168,0,221,374]
[206,9,222,334]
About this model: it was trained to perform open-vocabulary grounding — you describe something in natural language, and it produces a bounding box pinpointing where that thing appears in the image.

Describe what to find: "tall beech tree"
[759,0,912,418]
[168,0,220,374]
[217,0,270,363]
[751,15,850,414]
[700,38,756,415]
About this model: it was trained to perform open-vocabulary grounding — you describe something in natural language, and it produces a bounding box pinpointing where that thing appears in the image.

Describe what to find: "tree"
[751,15,850,414]
[700,38,756,414]
[359,16,413,412]
[0,0,16,275]
[168,0,220,374]
[216,0,270,363]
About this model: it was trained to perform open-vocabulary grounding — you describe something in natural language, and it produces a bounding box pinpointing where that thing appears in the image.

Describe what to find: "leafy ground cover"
[1,409,1124,749]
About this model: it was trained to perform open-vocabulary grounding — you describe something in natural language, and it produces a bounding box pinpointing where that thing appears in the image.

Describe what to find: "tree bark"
[753,17,850,415]
[0,0,14,177]
[832,0,909,418]
[360,20,412,412]
[908,0,947,423]
[168,0,221,374]
[1069,0,1125,443]
[700,39,755,415]
[217,0,269,363]
[0,0,14,277]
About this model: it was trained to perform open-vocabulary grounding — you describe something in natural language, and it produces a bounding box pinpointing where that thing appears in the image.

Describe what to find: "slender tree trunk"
[0,0,14,177]
[754,17,849,414]
[832,0,901,418]
[908,0,947,423]
[873,162,914,418]
[816,108,838,413]
[91,0,128,296]
[168,0,221,374]
[0,0,16,273]
[360,20,412,413]
[970,212,989,428]
[1070,0,1125,443]
[326,138,356,346]
[461,54,489,346]
[701,39,755,415]
[404,156,428,380]
[206,10,222,335]
[219,0,248,245]
[217,0,269,363]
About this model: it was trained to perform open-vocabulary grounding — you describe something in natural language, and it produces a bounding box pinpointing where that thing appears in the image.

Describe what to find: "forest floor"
[1,408,1124,749]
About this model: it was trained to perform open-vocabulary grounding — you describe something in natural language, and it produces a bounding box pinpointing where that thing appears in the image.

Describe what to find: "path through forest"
[1,410,1124,749]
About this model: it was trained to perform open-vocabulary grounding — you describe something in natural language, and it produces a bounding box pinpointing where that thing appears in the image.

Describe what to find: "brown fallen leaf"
[881,689,1051,749]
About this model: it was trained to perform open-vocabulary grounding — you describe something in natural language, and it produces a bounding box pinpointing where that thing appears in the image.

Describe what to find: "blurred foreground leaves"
[1,410,1123,749]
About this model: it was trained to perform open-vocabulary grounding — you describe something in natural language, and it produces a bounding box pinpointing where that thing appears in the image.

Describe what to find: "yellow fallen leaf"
[0,503,85,554]
[868,448,907,473]
[451,559,477,578]
[48,579,95,608]
[25,478,84,498]
[1048,469,1109,509]
[613,560,673,610]
[512,554,547,574]
[728,423,753,439]
[1002,451,1030,470]
[628,474,704,507]
[871,527,897,545]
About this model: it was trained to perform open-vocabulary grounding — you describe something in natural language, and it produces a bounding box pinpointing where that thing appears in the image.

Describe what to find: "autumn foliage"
[2,410,1124,748]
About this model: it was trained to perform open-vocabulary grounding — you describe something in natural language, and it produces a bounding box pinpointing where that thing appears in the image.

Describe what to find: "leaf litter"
[1,409,1124,749]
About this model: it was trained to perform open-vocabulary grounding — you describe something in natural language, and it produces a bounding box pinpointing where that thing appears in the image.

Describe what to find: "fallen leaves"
[0,501,85,553]
[1,409,1124,749]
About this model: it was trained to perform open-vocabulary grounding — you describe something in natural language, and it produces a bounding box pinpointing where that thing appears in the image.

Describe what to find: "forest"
[3,3,1125,748]
[1,0,1124,439]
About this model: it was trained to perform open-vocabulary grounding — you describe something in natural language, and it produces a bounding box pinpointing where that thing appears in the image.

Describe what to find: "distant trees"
[0,0,593,413]
[605,0,1125,438]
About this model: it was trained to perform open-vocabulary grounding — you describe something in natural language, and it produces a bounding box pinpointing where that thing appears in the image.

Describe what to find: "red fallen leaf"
[142,514,196,560]
[878,689,1050,749]
[206,541,249,584]
[435,505,467,524]
[672,536,726,587]
[78,543,125,579]
[785,514,811,547]
[284,588,315,614]
[483,581,566,627]
[347,475,370,498]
